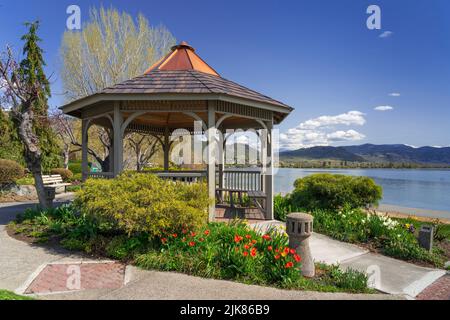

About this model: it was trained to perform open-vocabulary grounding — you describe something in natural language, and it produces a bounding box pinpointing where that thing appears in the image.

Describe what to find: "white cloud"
[297,111,366,130]
[327,130,366,142]
[280,111,366,150]
[379,31,393,38]
[374,105,394,111]
[389,92,401,97]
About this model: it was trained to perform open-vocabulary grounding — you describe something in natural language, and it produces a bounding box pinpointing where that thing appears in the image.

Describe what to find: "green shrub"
[291,174,382,210]
[322,265,369,293]
[15,175,34,185]
[50,168,73,181]
[0,159,25,185]
[74,172,210,237]
[274,194,299,221]
[72,173,82,182]
[68,161,82,174]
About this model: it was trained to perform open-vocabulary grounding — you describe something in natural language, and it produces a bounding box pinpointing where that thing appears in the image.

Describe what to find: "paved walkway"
[252,220,447,299]
[0,198,442,300]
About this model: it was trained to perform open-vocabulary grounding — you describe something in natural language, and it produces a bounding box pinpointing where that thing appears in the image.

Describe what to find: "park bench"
[42,174,71,193]
[216,188,267,215]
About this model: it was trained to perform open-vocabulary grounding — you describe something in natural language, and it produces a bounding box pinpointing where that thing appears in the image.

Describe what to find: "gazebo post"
[264,120,274,220]
[163,127,170,171]
[81,119,89,182]
[113,103,123,177]
[207,102,217,221]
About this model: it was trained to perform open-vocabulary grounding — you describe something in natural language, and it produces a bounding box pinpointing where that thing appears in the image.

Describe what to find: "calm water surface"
[274,168,450,214]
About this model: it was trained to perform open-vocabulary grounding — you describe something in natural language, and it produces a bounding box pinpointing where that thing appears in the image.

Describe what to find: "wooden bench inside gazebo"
[61,41,293,221]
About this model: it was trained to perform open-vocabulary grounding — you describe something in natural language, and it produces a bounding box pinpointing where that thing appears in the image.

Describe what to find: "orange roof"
[144,41,220,76]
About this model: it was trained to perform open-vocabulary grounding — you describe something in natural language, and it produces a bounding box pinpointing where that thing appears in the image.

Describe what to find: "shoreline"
[373,204,450,224]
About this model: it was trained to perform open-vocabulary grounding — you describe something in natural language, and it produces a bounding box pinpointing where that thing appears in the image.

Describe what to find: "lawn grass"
[0,290,34,300]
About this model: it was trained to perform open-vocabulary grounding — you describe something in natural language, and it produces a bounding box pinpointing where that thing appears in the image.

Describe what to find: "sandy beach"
[373,204,450,224]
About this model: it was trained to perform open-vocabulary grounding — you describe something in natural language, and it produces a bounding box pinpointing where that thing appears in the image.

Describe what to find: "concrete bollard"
[286,212,315,278]
[418,225,434,252]
[44,186,56,208]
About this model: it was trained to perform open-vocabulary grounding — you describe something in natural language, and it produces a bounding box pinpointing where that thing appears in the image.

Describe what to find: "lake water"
[274,168,450,215]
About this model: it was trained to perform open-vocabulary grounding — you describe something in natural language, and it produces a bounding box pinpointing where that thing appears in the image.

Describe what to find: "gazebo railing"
[87,172,114,179]
[151,170,207,183]
[87,169,264,192]
[220,169,263,192]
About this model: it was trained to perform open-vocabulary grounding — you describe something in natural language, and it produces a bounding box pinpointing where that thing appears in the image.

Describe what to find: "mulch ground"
[416,275,450,300]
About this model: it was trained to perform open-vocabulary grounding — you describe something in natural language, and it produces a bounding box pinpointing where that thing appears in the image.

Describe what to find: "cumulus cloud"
[279,111,366,150]
[379,31,393,38]
[297,111,366,130]
[374,105,394,111]
[327,130,366,142]
[389,92,401,97]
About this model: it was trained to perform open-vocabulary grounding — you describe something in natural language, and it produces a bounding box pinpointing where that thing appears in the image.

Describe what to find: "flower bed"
[275,195,449,268]
[8,204,372,294]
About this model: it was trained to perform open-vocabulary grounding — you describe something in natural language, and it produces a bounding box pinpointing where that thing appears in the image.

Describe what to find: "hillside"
[280,144,450,166]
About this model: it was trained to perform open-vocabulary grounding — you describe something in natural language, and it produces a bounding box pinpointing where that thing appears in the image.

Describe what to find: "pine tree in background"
[0,109,23,163]
[19,21,61,171]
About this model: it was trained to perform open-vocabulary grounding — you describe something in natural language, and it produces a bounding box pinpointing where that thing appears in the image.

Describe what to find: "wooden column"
[113,104,123,177]
[264,120,274,220]
[81,119,89,182]
[218,128,225,192]
[164,127,170,171]
[207,102,217,221]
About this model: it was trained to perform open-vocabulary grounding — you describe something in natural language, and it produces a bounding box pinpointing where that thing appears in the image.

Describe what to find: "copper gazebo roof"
[62,41,293,124]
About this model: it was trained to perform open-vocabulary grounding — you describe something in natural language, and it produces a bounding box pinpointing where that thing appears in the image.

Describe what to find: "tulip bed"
[134,221,370,292]
[8,205,371,293]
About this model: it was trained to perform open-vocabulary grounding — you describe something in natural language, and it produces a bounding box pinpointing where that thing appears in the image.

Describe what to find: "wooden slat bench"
[216,188,267,215]
[42,175,71,193]
[247,191,267,215]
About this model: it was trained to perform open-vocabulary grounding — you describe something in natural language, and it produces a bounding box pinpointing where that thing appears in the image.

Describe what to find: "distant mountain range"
[280,144,450,165]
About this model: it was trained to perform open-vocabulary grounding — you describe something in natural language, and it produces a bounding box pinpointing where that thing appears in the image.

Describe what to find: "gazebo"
[61,41,293,221]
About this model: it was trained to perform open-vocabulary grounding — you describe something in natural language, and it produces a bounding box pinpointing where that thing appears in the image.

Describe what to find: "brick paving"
[25,263,125,294]
[416,275,450,300]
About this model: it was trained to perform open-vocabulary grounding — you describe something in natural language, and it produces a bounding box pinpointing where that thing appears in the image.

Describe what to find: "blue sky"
[1,0,449,149]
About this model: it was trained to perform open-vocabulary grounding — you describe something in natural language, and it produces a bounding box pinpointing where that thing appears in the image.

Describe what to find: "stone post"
[286,212,315,278]
[418,225,434,252]
[44,186,56,208]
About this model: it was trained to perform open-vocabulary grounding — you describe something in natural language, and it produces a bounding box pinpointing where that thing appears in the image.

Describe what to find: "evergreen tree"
[0,110,23,163]
[19,21,61,170]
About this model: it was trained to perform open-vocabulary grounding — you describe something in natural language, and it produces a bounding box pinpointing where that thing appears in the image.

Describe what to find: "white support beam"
[264,119,274,220]
[207,101,217,221]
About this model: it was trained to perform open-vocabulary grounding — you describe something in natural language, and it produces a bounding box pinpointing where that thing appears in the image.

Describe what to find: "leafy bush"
[274,194,299,221]
[50,168,73,181]
[72,173,82,182]
[0,159,25,185]
[291,174,382,210]
[68,161,82,174]
[74,172,210,237]
[15,175,34,185]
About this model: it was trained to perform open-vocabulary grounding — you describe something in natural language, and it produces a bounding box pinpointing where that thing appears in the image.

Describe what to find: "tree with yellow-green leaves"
[59,6,175,171]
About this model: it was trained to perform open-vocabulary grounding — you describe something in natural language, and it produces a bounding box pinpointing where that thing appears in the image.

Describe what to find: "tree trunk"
[18,108,49,208]
[63,144,70,169]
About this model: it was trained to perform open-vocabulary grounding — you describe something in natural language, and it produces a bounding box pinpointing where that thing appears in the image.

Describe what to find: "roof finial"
[171,41,195,52]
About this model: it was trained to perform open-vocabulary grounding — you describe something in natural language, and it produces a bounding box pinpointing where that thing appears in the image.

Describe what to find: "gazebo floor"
[214,205,265,222]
